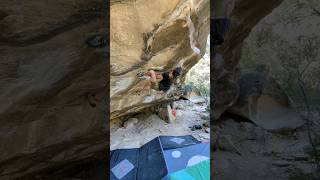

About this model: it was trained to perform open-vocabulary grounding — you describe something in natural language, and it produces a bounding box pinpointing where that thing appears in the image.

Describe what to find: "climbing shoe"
[136,72,145,77]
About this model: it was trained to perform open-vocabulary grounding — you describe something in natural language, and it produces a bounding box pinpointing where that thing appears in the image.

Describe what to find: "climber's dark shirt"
[159,72,171,91]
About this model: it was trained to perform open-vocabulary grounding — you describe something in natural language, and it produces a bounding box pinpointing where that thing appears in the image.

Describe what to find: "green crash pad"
[170,160,210,180]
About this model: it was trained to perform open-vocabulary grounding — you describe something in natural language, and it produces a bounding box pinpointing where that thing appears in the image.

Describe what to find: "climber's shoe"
[136,72,151,80]
[136,72,145,77]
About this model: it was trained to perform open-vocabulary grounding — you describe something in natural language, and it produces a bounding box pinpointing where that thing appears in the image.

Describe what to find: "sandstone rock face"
[228,72,305,131]
[0,0,107,179]
[212,1,319,179]
[213,0,284,118]
[110,0,210,120]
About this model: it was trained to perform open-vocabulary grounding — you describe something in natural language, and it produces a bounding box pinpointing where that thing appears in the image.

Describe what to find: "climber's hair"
[172,67,182,79]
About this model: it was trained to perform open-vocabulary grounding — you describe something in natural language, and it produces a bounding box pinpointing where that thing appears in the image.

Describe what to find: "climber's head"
[171,67,182,79]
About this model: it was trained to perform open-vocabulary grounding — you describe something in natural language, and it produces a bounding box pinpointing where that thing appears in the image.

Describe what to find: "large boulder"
[228,72,305,131]
[212,0,285,118]
[0,0,107,179]
[110,0,210,120]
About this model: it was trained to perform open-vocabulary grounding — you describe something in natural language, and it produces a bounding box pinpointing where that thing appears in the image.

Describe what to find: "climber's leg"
[137,70,160,92]
[150,81,159,91]
[140,81,157,95]
[142,81,152,92]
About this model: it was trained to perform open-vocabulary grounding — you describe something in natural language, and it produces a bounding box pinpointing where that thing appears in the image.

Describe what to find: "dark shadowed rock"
[0,0,108,179]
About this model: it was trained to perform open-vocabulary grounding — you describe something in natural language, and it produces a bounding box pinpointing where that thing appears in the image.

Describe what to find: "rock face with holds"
[0,0,107,179]
[212,0,285,118]
[212,1,318,179]
[212,0,305,131]
[110,0,210,120]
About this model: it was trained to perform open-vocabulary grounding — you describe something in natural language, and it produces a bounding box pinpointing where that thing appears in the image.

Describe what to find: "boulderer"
[136,67,182,92]
[110,0,209,119]
[0,0,108,178]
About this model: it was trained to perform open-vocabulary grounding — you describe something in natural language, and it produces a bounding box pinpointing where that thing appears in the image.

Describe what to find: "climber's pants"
[151,81,159,91]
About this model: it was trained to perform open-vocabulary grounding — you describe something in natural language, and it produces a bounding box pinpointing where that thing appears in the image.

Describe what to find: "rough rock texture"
[213,0,320,179]
[0,0,107,179]
[110,98,210,150]
[110,0,210,120]
[228,72,305,131]
[213,0,285,118]
[213,118,315,180]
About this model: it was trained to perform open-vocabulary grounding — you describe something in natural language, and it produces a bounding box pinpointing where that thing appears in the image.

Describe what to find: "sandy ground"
[110,96,210,150]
